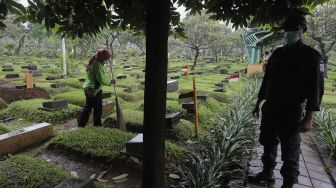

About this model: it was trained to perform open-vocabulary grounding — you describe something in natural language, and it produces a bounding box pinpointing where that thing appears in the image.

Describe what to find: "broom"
[109,59,127,131]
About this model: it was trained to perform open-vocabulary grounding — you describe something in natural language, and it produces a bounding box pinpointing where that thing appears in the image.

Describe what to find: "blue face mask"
[284,30,301,45]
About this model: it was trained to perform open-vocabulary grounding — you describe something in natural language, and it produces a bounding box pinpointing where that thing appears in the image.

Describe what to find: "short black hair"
[282,14,307,32]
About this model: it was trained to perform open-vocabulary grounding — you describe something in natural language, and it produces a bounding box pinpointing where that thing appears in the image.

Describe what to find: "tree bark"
[15,34,26,56]
[142,0,169,187]
[192,47,199,70]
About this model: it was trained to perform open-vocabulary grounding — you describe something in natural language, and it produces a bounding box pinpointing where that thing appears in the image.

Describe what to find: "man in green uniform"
[248,14,324,188]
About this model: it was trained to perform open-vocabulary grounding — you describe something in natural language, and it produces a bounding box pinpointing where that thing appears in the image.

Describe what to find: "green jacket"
[83,62,110,89]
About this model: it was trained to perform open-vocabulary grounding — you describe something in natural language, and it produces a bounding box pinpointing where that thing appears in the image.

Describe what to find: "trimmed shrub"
[104,109,143,132]
[48,127,134,160]
[0,155,70,188]
[54,90,85,106]
[3,99,80,124]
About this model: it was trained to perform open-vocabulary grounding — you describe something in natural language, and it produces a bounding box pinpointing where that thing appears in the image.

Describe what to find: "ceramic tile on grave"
[5,74,19,79]
[125,133,143,158]
[167,80,178,92]
[41,100,68,111]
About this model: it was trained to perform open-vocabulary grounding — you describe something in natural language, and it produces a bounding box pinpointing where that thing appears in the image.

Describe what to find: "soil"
[0,84,50,103]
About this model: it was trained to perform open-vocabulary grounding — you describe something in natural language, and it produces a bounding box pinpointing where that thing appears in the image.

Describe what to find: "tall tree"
[307,0,336,77]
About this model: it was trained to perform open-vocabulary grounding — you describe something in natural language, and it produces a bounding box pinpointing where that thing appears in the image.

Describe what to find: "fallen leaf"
[97,178,108,183]
[112,173,128,181]
[114,178,128,184]
[97,170,108,179]
[90,173,97,179]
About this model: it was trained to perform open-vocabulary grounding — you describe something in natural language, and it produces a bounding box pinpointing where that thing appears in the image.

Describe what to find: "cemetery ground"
[0,53,335,188]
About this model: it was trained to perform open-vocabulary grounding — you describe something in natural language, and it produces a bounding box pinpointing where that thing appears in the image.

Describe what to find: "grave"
[214,87,225,92]
[40,100,68,111]
[79,78,86,82]
[5,74,19,79]
[2,65,13,69]
[166,112,181,128]
[170,75,180,80]
[124,133,143,158]
[54,178,94,188]
[123,65,130,69]
[102,92,112,99]
[27,64,37,70]
[124,67,133,71]
[50,83,66,88]
[136,74,145,79]
[2,67,14,72]
[46,76,56,80]
[221,79,229,83]
[124,86,138,93]
[215,83,225,87]
[197,93,210,102]
[21,65,29,70]
[167,80,178,92]
[76,101,115,123]
[116,75,127,79]
[30,70,42,77]
[182,103,195,114]
[0,123,53,156]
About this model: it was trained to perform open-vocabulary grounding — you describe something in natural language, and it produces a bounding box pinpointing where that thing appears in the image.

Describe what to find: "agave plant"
[313,108,336,157]
[175,76,262,187]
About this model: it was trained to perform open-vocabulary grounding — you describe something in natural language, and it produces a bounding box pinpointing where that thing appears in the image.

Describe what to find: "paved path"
[248,134,335,188]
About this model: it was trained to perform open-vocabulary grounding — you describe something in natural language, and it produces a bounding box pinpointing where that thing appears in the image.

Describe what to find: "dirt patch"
[0,87,50,103]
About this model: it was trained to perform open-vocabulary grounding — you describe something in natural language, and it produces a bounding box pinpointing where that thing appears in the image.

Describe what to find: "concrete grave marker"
[214,87,225,92]
[124,133,143,158]
[27,64,37,70]
[46,76,56,80]
[50,83,66,88]
[136,74,145,79]
[2,67,14,72]
[41,100,68,111]
[102,92,112,99]
[197,93,210,102]
[5,74,19,79]
[21,65,29,70]
[215,83,225,88]
[0,123,53,156]
[166,112,181,128]
[76,101,114,123]
[116,75,127,79]
[167,80,178,92]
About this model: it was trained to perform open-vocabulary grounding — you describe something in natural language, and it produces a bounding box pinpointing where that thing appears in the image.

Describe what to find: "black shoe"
[281,179,296,188]
[247,172,276,185]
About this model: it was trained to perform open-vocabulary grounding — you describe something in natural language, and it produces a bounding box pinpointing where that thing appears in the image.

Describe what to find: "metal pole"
[62,38,67,75]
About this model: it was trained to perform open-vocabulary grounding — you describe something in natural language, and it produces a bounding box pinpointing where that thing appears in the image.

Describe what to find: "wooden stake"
[26,72,33,89]
[193,76,199,138]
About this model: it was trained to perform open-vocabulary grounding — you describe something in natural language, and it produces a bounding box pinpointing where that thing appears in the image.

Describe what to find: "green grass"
[0,155,70,188]
[53,89,85,106]
[48,127,134,160]
[104,109,143,132]
[3,99,80,124]
[0,123,10,135]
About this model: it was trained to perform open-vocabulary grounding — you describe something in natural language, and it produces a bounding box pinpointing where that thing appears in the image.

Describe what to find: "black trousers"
[78,89,103,127]
[259,102,303,183]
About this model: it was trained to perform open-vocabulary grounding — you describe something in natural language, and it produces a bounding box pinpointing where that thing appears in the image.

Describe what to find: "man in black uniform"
[248,14,324,188]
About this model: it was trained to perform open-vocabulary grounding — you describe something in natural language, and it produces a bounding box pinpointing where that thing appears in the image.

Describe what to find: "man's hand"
[300,111,314,133]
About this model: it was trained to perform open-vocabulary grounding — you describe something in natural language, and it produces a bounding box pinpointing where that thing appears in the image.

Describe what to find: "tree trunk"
[73,44,77,59]
[317,39,328,77]
[142,0,169,187]
[215,54,218,63]
[15,34,26,56]
[192,47,199,70]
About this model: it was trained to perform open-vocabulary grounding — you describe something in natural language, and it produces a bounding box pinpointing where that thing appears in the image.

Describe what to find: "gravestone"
[167,80,178,92]
[41,100,68,111]
[136,74,145,79]
[124,67,133,71]
[5,74,19,79]
[116,75,127,79]
[170,75,180,80]
[214,87,225,92]
[197,93,210,102]
[79,78,86,82]
[2,67,14,72]
[27,64,37,70]
[50,83,66,88]
[124,86,138,93]
[0,123,53,156]
[221,79,229,84]
[21,65,29,70]
[31,70,42,77]
[124,133,143,158]
[2,65,12,69]
[123,65,130,69]
[166,112,181,128]
[54,178,94,188]
[215,83,225,88]
[46,76,56,81]
[102,92,112,99]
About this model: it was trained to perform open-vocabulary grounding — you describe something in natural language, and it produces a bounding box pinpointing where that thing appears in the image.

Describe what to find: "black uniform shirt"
[258,40,324,112]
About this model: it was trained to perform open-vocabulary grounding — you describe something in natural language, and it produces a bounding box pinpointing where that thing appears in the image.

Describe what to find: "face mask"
[284,30,301,45]
[103,60,110,65]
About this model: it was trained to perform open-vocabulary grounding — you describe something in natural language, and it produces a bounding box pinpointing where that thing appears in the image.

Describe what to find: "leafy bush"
[3,99,80,124]
[0,155,70,188]
[48,127,134,160]
[0,123,9,135]
[166,119,194,142]
[54,90,85,106]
